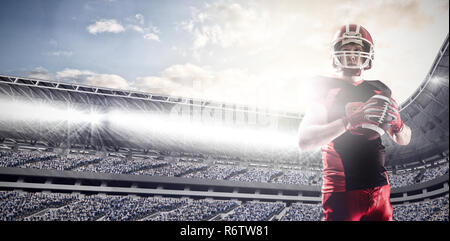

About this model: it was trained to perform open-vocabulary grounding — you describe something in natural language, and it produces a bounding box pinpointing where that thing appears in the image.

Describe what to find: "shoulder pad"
[366,80,392,97]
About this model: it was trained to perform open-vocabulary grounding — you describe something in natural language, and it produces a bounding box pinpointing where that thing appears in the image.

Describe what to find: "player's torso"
[316,76,390,192]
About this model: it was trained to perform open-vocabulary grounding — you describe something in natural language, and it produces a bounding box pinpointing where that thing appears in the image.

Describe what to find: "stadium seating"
[1,190,446,221]
[393,194,449,221]
[0,149,448,221]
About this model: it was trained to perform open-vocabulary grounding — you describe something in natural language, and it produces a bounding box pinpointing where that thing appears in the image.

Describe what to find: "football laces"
[362,95,392,124]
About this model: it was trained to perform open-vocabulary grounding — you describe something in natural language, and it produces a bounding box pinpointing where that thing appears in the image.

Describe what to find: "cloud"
[56,68,96,79]
[127,24,161,41]
[128,25,144,33]
[46,51,73,57]
[185,2,271,49]
[84,74,130,89]
[135,13,145,25]
[126,13,145,33]
[135,63,212,96]
[27,67,54,80]
[135,76,185,96]
[87,19,125,34]
[45,39,73,57]
[56,68,130,90]
[143,33,160,41]
[86,14,161,41]
[49,39,58,47]
[134,63,287,109]
[329,0,434,32]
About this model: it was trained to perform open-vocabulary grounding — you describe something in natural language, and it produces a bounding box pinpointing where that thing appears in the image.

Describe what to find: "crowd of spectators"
[387,170,422,188]
[74,157,168,175]
[393,195,449,221]
[229,168,283,183]
[0,190,448,221]
[388,160,449,188]
[27,196,186,221]
[421,162,449,183]
[98,196,187,221]
[427,195,449,221]
[0,150,57,168]
[183,164,247,180]
[278,202,322,221]
[132,162,209,177]
[0,149,448,188]
[18,153,101,171]
[272,169,322,186]
[147,199,238,221]
[25,194,125,221]
[220,201,285,221]
[0,191,75,221]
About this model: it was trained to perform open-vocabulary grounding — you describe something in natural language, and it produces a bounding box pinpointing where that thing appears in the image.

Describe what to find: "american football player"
[298,24,411,221]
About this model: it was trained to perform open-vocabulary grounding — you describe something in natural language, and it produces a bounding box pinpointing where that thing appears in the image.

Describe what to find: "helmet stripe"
[345,24,349,33]
[356,24,361,34]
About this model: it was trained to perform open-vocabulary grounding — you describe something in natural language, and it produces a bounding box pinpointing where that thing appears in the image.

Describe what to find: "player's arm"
[385,97,411,145]
[298,101,347,151]
[387,124,411,145]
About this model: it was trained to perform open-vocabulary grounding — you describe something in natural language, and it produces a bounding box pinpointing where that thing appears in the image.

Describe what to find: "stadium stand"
[278,202,322,221]
[393,194,449,221]
[220,200,285,221]
[388,158,449,188]
[146,199,238,221]
[0,149,447,188]
[0,190,448,221]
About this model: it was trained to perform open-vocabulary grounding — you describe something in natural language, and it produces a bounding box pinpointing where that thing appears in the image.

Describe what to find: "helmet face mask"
[331,24,375,71]
[332,47,373,70]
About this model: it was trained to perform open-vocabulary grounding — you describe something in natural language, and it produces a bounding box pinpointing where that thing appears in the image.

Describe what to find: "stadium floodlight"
[86,111,103,125]
[65,108,104,124]
[0,98,104,125]
[0,98,64,122]
[0,97,299,156]
[66,108,82,123]
[106,109,298,154]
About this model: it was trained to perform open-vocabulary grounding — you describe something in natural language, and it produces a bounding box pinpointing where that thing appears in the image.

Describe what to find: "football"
[352,94,394,140]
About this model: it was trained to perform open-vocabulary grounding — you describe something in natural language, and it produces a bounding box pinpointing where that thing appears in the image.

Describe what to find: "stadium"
[0,26,448,223]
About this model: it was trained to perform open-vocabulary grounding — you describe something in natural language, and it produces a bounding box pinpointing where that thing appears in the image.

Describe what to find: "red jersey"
[313,76,390,193]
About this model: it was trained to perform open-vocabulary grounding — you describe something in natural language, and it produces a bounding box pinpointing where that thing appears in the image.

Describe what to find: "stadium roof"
[382,34,449,167]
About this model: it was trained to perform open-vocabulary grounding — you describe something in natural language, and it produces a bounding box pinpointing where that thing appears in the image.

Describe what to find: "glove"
[387,97,404,134]
[344,100,384,132]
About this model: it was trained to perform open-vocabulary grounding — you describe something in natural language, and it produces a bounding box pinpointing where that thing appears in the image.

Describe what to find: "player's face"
[339,43,364,67]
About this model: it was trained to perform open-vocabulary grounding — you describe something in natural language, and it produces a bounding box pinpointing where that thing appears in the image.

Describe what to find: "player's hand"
[387,97,404,134]
[344,100,384,131]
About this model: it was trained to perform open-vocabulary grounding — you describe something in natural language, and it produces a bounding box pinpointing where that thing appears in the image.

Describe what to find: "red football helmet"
[331,24,374,71]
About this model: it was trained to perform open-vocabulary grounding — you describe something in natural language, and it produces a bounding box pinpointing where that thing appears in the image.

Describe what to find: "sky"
[0,0,448,113]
